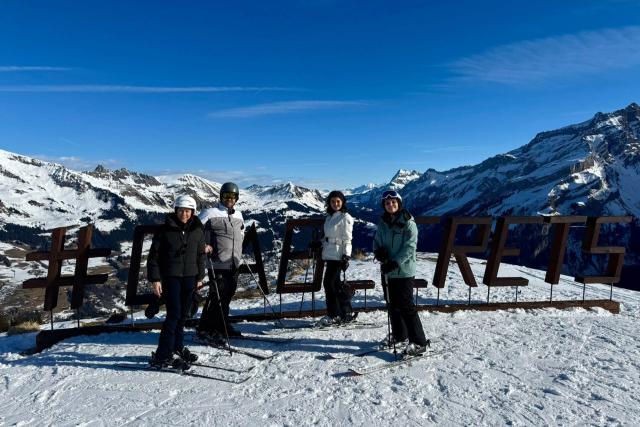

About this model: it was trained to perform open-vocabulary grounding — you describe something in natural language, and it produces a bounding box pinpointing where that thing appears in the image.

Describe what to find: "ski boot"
[380,333,408,349]
[340,312,358,324]
[315,315,341,327]
[401,340,431,358]
[149,352,171,369]
[149,352,187,371]
[176,347,198,368]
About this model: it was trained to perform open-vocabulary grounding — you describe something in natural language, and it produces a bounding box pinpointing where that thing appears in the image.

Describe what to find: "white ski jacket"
[321,211,354,261]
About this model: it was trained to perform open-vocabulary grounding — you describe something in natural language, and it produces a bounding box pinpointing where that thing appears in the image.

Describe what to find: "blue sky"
[1,0,639,189]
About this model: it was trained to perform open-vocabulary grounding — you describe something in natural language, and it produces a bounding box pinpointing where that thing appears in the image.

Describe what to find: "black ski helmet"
[220,182,240,200]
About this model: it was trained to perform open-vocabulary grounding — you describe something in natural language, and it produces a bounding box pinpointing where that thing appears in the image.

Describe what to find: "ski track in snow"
[1,259,640,426]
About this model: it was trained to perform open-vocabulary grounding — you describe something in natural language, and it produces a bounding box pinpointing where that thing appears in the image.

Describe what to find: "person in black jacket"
[147,195,206,369]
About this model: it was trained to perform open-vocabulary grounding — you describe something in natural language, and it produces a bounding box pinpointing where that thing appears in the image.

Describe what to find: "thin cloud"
[0,66,71,72]
[448,26,640,85]
[209,100,371,118]
[0,85,294,93]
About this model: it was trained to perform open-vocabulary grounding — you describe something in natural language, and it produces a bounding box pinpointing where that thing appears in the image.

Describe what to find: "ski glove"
[374,247,389,263]
[340,255,350,272]
[381,260,399,274]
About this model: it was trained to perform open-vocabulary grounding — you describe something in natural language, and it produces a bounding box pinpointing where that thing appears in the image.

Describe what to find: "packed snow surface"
[1,257,639,425]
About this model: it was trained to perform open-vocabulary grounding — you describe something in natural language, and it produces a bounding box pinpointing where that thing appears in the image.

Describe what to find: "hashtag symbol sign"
[23,224,112,311]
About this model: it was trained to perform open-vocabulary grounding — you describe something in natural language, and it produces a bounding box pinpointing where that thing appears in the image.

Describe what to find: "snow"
[93,217,125,233]
[612,162,640,218]
[1,257,640,425]
[597,116,622,129]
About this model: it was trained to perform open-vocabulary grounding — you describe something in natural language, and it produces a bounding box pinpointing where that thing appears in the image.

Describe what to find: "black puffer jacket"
[147,214,206,282]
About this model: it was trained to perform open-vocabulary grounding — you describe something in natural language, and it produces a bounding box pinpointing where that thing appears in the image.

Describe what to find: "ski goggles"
[221,191,238,200]
[381,190,402,202]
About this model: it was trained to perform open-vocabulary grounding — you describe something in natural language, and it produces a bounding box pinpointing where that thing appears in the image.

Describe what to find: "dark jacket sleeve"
[373,221,383,252]
[147,230,163,282]
[203,219,212,246]
[197,231,206,281]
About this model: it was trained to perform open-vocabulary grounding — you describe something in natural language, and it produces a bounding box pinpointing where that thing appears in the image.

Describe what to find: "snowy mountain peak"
[86,165,161,187]
[347,182,378,195]
[250,181,323,202]
[389,169,421,189]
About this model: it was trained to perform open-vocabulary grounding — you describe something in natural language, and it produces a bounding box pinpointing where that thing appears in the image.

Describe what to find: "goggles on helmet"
[221,191,238,200]
[381,190,401,201]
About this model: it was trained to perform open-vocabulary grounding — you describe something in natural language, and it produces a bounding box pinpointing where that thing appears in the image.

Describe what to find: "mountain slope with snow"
[0,149,326,235]
[400,103,640,218]
[349,103,639,287]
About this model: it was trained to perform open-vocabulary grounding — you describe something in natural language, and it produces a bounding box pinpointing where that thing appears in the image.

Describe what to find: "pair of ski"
[232,335,293,345]
[346,347,449,376]
[320,341,449,376]
[262,320,381,336]
[188,336,277,361]
[114,358,256,383]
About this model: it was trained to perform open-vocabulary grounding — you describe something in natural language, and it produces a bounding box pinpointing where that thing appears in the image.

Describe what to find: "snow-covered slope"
[0,150,326,235]
[1,258,639,425]
[401,103,640,218]
[350,103,640,287]
[346,103,639,221]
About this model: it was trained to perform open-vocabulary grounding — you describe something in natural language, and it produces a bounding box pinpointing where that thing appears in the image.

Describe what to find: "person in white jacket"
[317,190,355,326]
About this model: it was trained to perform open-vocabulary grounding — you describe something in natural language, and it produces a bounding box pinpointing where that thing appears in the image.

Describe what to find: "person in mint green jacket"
[373,190,428,357]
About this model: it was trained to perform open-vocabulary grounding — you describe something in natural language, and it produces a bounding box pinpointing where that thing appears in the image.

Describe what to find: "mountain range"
[1,103,638,291]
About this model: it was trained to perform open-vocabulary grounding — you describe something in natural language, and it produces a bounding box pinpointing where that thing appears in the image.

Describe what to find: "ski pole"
[342,268,354,319]
[381,269,397,360]
[239,254,287,329]
[207,256,232,356]
[298,246,314,315]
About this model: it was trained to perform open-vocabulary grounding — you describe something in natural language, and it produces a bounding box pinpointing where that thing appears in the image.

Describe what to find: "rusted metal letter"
[433,217,492,288]
[543,216,587,284]
[575,216,632,285]
[483,216,543,287]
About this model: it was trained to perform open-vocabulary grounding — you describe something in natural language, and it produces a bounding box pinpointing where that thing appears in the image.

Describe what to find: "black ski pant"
[386,276,428,346]
[322,260,353,319]
[155,276,196,360]
[198,268,238,335]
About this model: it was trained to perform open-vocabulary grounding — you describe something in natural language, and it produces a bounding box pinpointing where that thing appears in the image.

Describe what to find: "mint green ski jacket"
[373,209,417,279]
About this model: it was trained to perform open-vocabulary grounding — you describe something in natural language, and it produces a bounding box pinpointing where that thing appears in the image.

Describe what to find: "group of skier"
[146,182,428,371]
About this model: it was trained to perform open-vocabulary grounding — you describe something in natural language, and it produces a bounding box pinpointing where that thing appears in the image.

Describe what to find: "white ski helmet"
[174,195,197,211]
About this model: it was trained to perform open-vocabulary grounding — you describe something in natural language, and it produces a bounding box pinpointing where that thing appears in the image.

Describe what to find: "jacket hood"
[381,208,413,227]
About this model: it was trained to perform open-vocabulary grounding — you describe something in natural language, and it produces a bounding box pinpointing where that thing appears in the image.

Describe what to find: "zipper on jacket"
[181,229,187,277]
[228,213,235,269]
